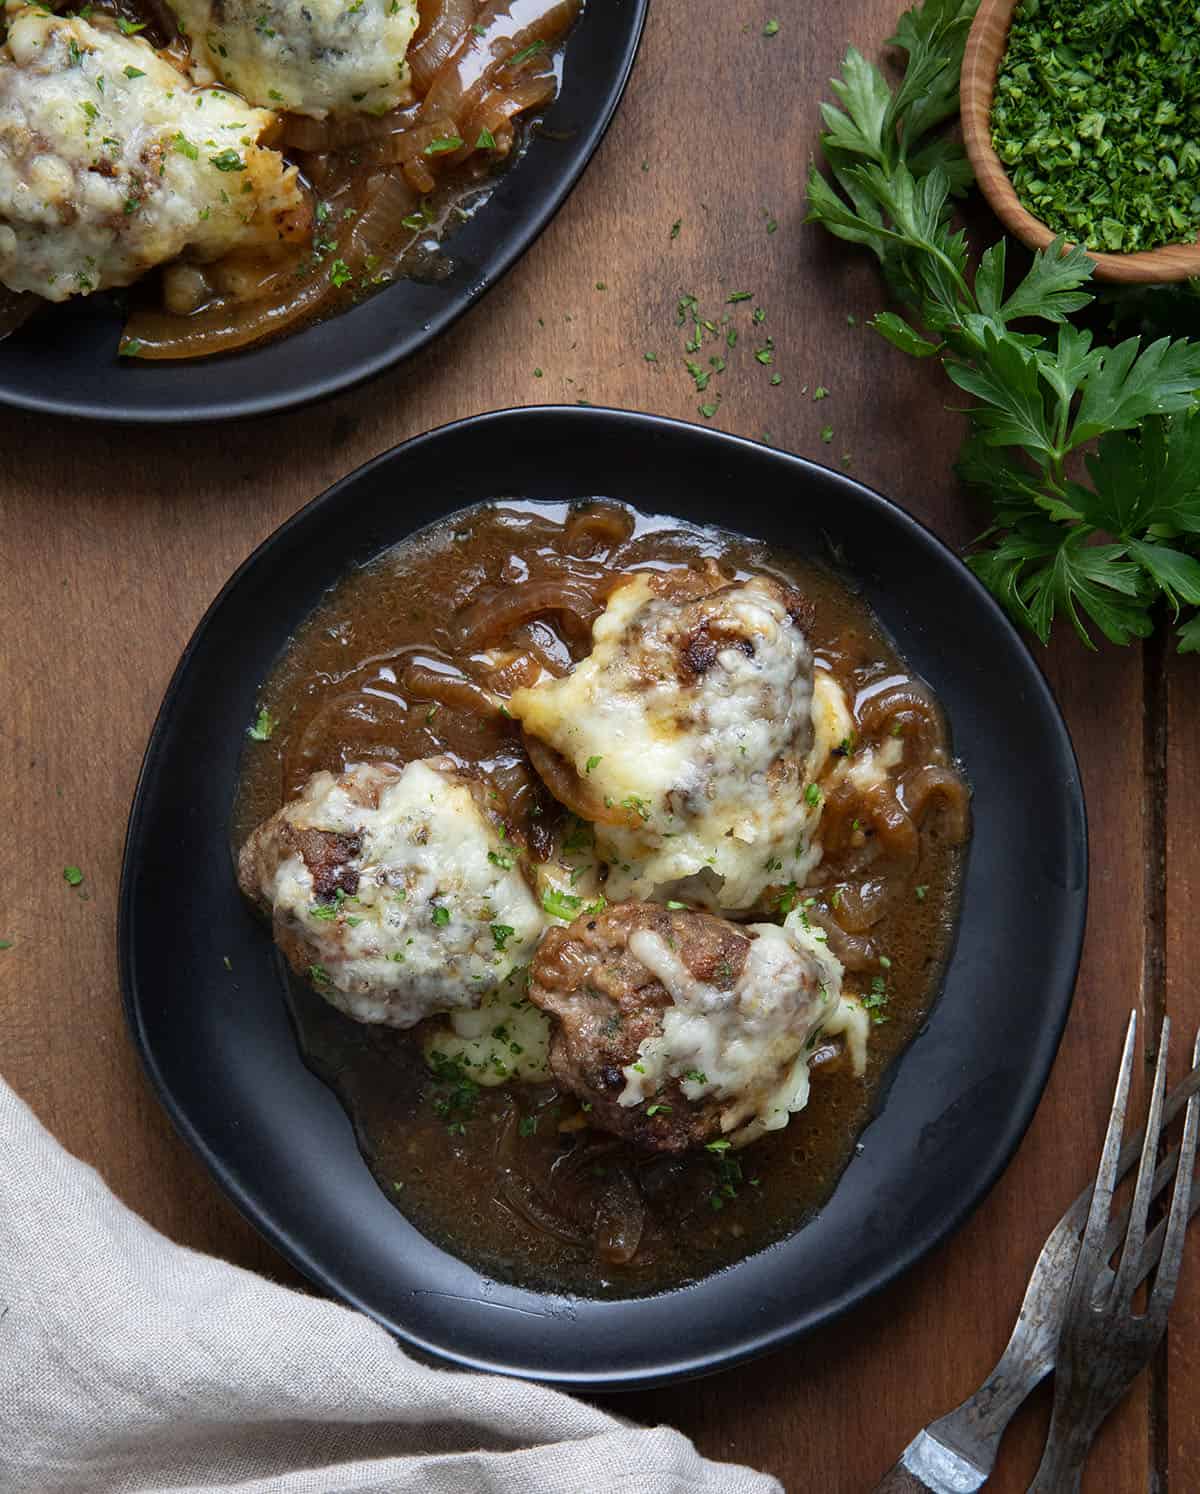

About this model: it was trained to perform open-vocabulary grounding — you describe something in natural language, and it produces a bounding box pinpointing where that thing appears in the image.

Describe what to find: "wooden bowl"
[961,0,1200,283]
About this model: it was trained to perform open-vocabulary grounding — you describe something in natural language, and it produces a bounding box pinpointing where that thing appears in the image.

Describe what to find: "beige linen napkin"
[0,1079,780,1494]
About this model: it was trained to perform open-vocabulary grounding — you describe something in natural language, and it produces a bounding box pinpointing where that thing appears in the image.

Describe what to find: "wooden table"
[2,3,1197,1488]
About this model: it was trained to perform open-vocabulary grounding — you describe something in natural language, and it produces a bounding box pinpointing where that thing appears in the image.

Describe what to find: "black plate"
[0,4,645,425]
[119,407,1087,1388]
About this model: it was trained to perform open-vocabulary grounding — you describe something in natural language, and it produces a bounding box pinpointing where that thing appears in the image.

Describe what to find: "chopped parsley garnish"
[542,888,582,921]
[646,1103,672,1116]
[491,923,516,952]
[430,904,451,927]
[423,135,464,155]
[915,884,929,902]
[310,889,357,921]
[804,782,822,808]
[0,940,12,951]
[776,882,799,915]
[665,899,687,910]
[487,848,514,871]
[63,866,84,887]
[518,1114,538,1137]
[670,218,681,240]
[706,1138,731,1152]
[863,974,890,1025]
[685,1070,709,1085]
[123,65,145,79]
[209,148,246,171]
[584,754,602,773]
[116,16,147,32]
[476,127,496,149]
[813,386,829,401]
[171,132,198,159]
[763,18,780,36]
[246,706,276,741]
[509,38,546,65]
[428,1052,480,1134]
[308,964,331,985]
[329,259,353,287]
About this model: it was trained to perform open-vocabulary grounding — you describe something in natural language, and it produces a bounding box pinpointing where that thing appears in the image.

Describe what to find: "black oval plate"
[0,3,646,424]
[119,407,1088,1388]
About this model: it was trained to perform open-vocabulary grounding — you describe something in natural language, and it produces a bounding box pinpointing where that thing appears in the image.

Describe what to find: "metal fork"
[1027,1013,1200,1492]
[874,1011,1200,1493]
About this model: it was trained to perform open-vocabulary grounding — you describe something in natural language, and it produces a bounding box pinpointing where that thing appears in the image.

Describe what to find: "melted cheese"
[424,977,552,1086]
[0,8,303,300]
[510,575,817,910]
[617,916,848,1143]
[178,0,420,117]
[256,760,546,1028]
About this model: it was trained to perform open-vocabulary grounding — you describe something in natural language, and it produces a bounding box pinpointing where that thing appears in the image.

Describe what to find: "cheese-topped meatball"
[0,6,306,301]
[178,0,420,117]
[238,759,546,1028]
[529,901,865,1151]
[509,572,819,910]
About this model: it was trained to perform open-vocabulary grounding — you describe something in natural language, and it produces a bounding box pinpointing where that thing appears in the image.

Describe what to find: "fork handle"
[1028,1412,1093,1492]
[871,1463,933,1492]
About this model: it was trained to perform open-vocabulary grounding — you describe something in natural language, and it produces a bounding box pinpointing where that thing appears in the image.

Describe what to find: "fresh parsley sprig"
[806,0,1200,650]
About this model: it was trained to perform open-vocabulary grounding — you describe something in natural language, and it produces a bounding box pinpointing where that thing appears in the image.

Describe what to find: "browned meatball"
[529,901,753,1152]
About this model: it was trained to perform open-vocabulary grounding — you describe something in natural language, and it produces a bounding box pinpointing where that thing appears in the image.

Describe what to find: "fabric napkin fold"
[0,1079,781,1494]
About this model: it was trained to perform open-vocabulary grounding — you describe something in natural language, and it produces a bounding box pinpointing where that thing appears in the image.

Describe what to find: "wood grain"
[0,1,1185,1488]
[962,0,1200,283]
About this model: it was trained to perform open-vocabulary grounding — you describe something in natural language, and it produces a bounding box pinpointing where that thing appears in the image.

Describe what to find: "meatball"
[509,571,820,911]
[178,0,420,118]
[238,758,545,1028]
[528,900,847,1151]
[0,7,307,302]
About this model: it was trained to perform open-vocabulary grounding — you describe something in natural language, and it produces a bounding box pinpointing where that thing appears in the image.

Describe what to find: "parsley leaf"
[808,0,1200,651]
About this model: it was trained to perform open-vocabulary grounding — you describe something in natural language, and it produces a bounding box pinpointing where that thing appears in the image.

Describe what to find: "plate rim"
[118,405,1089,1387]
[0,3,648,425]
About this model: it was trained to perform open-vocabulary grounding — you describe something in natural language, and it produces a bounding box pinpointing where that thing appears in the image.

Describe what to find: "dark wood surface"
[0,2,1194,1488]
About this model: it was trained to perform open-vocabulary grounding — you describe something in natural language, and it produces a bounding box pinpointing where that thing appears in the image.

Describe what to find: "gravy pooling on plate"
[233,500,970,1296]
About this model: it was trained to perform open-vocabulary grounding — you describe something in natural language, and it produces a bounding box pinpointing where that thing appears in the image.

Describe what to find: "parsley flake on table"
[63,866,84,887]
[0,939,12,950]
[763,18,780,36]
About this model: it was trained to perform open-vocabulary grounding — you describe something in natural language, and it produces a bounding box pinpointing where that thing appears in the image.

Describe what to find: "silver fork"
[873,1010,1200,1494]
[1027,1013,1200,1492]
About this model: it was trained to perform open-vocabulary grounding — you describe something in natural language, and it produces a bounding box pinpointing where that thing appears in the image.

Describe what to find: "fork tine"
[1148,1029,1200,1320]
[1138,1148,1200,1285]
[1113,1017,1171,1304]
[1069,1010,1139,1311]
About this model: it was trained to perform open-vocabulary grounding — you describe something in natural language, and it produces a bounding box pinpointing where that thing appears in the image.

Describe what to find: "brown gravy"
[233,501,969,1296]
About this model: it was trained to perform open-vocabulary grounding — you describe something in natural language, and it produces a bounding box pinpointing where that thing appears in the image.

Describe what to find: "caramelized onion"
[809,907,878,972]
[593,1170,646,1266]
[560,503,637,558]
[901,765,971,842]
[279,104,419,152]
[457,579,603,648]
[861,781,920,864]
[827,878,892,933]
[407,0,477,93]
[120,262,336,359]
[402,663,499,716]
[524,735,642,828]
[856,681,943,760]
